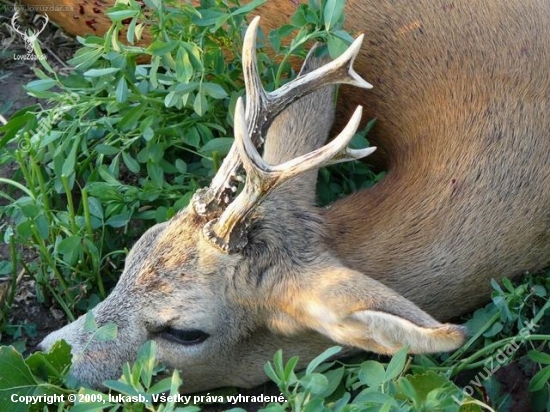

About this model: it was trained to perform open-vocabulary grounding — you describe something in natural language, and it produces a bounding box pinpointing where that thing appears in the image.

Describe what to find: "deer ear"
[269,261,467,354]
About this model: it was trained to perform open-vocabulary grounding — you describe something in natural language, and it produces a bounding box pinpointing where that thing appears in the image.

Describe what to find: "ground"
[0,5,80,350]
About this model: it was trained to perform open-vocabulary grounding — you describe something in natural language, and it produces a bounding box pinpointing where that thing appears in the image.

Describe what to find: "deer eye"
[158,327,209,345]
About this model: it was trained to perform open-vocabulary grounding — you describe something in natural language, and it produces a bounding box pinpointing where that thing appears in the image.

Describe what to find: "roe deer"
[40,0,550,392]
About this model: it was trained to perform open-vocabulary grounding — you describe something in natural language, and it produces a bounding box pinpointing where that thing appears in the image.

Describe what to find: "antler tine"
[268,33,372,108]
[203,98,376,253]
[242,16,268,144]
[239,104,375,177]
[192,17,371,218]
[36,13,49,34]
[11,11,26,37]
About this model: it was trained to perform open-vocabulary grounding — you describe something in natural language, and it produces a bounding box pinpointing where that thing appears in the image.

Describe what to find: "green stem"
[0,178,34,199]
[81,188,93,237]
[47,285,75,322]
[444,311,501,365]
[29,224,72,305]
[7,233,18,308]
[452,334,550,375]
[15,145,37,198]
[61,174,77,234]
[31,160,51,218]
[212,151,221,171]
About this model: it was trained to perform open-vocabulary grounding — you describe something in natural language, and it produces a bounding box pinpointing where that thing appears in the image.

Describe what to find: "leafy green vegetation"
[0,0,549,411]
[0,0,378,328]
[1,274,549,411]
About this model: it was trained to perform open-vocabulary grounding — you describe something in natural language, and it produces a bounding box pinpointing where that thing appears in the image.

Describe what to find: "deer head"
[11,11,49,54]
[39,17,466,392]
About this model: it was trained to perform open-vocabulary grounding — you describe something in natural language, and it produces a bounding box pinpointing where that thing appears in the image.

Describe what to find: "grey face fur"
[39,18,466,392]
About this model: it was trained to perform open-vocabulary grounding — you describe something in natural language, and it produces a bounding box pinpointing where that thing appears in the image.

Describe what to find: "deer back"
[323,0,550,318]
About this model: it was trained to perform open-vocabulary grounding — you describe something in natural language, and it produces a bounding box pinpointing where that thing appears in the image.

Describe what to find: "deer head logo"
[11,11,49,54]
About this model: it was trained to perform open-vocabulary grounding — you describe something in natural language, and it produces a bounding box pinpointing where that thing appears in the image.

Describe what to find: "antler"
[191,17,377,252]
[203,97,376,252]
[35,13,49,36]
[191,16,372,218]
[11,11,26,37]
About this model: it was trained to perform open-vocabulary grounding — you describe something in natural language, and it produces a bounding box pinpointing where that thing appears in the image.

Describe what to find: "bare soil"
[0,3,79,350]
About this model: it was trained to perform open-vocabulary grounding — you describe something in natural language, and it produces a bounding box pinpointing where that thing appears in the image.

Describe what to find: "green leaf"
[115,77,129,103]
[25,340,72,383]
[358,360,386,388]
[57,236,82,255]
[0,261,13,275]
[0,111,37,147]
[122,152,140,173]
[106,211,131,228]
[175,159,187,175]
[103,379,141,397]
[95,323,118,341]
[136,341,156,389]
[87,197,103,220]
[231,0,267,16]
[264,361,280,384]
[0,346,62,412]
[202,82,228,99]
[143,0,160,10]
[83,68,121,77]
[199,138,234,157]
[127,17,137,44]
[106,9,139,21]
[327,33,349,58]
[87,183,119,203]
[353,389,398,406]
[119,105,147,131]
[529,365,550,392]
[147,161,164,187]
[482,321,503,338]
[164,91,180,108]
[299,373,328,395]
[193,90,208,116]
[532,285,547,297]
[68,47,104,70]
[397,376,418,401]
[147,377,173,395]
[143,127,154,141]
[501,277,515,293]
[317,366,344,398]
[83,312,98,332]
[404,371,455,403]
[306,346,341,375]
[283,356,299,385]
[323,0,345,30]
[193,10,227,26]
[385,346,408,381]
[25,79,57,92]
[529,350,550,365]
[176,47,193,82]
[96,144,120,155]
[147,40,178,56]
